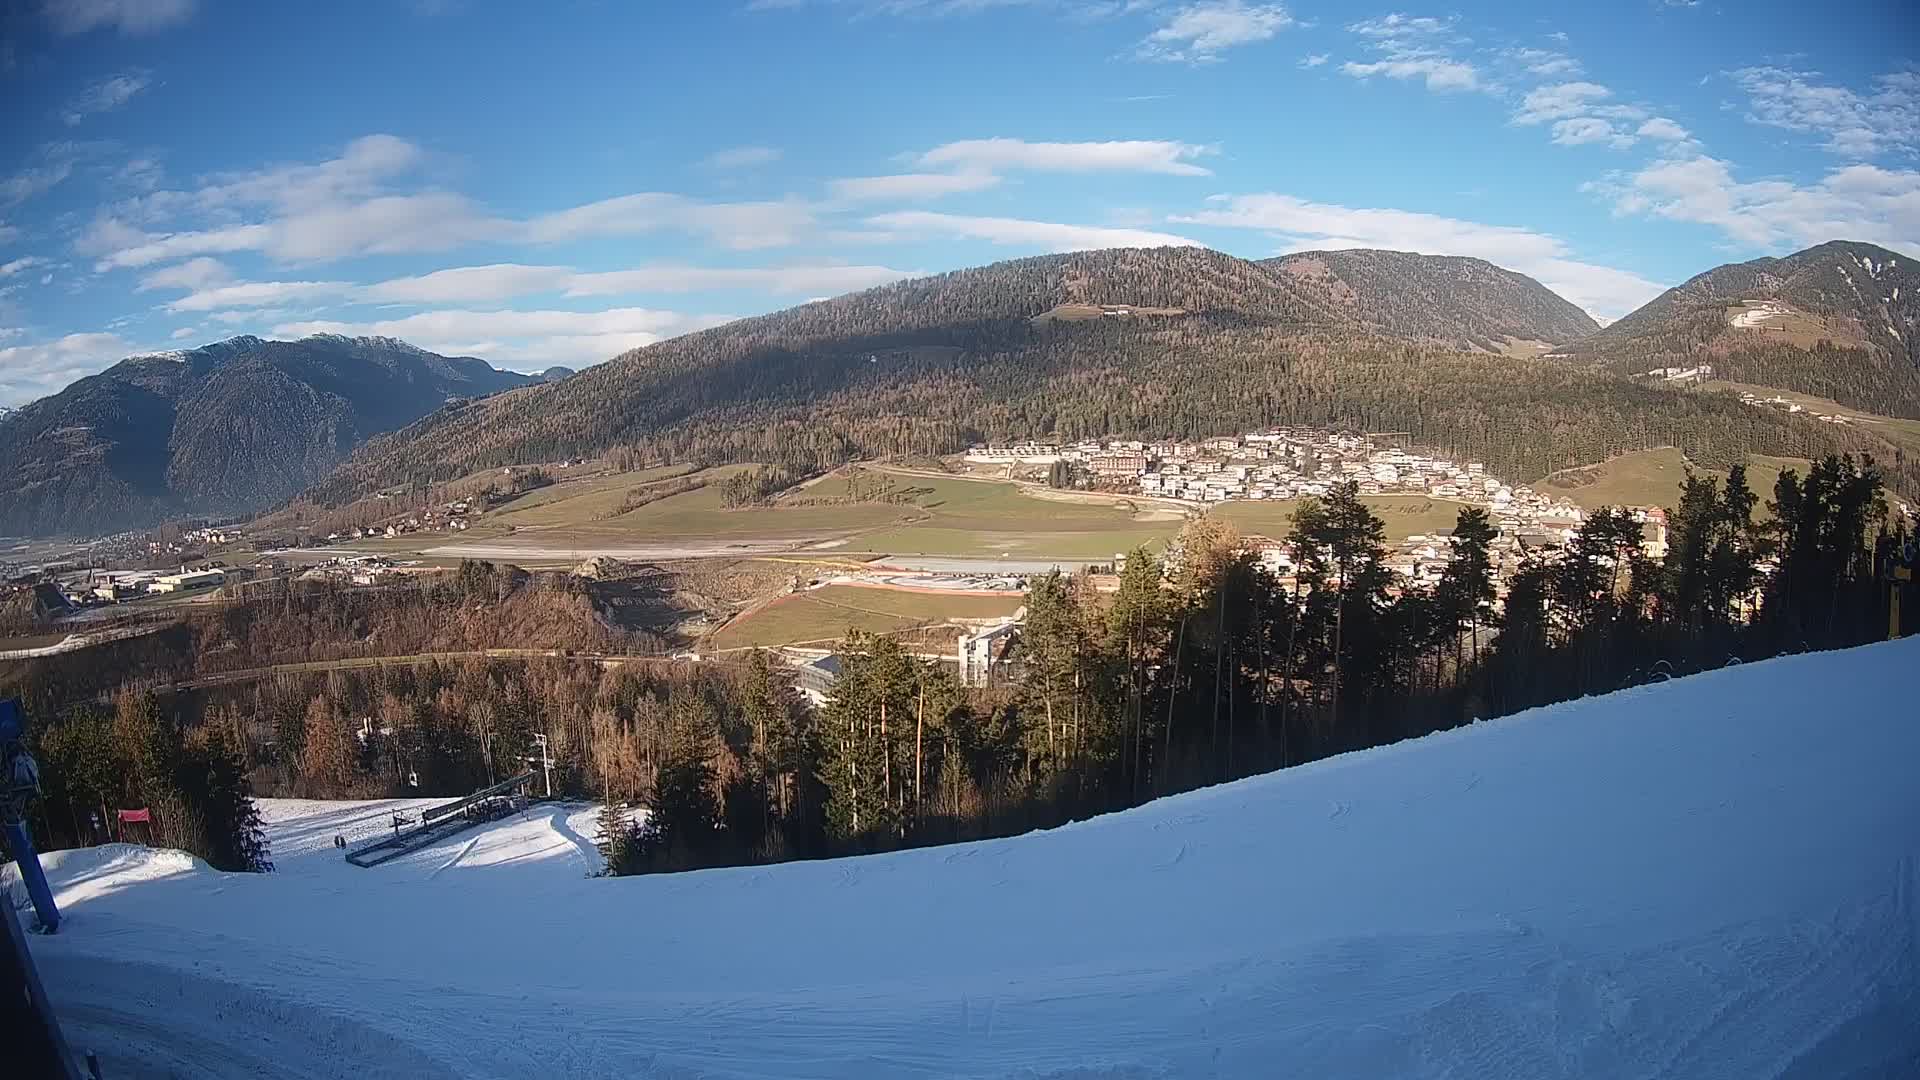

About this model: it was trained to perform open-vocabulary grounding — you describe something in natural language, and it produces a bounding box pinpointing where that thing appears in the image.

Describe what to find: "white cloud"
[0,256,45,277]
[135,256,232,291]
[1171,192,1664,318]
[523,193,815,250]
[170,326,196,340]
[208,309,290,326]
[44,0,196,35]
[867,210,1199,252]
[1505,47,1580,77]
[61,70,151,125]
[1341,56,1480,92]
[1514,82,1618,124]
[162,262,921,312]
[1511,81,1649,149]
[1637,117,1692,143]
[0,331,134,405]
[1596,156,1920,256]
[702,146,783,168]
[1729,66,1919,159]
[1347,13,1445,37]
[93,223,273,269]
[563,264,921,296]
[85,136,513,267]
[828,171,1002,201]
[1551,117,1634,150]
[361,264,572,304]
[196,133,425,211]
[917,137,1215,176]
[1299,53,1328,69]
[1,157,76,207]
[0,223,18,245]
[362,262,920,301]
[1339,13,1481,92]
[270,192,507,261]
[271,308,736,371]
[166,280,352,312]
[1137,1,1293,64]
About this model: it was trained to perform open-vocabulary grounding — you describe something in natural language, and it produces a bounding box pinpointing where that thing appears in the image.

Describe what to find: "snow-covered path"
[15,640,1920,1078]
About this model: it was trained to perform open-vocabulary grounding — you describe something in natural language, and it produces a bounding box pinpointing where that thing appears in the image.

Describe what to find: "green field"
[1213,495,1472,540]
[486,464,698,526]
[355,465,1515,560]
[710,585,1025,649]
[1710,381,1920,457]
[828,472,1184,558]
[436,465,1187,558]
[1538,448,1811,513]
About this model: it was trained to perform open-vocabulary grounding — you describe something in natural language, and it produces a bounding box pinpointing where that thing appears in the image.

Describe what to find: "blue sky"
[0,0,1915,404]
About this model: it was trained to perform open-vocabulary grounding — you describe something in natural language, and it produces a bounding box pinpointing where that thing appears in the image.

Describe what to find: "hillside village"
[968,427,1669,589]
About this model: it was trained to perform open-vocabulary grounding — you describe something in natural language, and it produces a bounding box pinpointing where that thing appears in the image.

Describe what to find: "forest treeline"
[16,454,1906,879]
[314,246,1920,508]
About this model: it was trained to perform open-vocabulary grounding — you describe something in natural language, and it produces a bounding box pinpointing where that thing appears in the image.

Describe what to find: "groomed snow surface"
[13,640,1920,1078]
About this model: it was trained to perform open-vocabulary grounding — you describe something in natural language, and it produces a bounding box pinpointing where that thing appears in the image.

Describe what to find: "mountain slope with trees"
[1263,248,1600,352]
[316,244,1920,505]
[1567,240,1920,417]
[0,334,539,536]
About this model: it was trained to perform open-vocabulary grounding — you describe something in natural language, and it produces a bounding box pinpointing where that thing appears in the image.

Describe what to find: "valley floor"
[13,641,1920,1078]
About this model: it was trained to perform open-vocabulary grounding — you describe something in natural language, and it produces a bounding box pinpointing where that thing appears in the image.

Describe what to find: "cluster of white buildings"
[972,428,1677,592]
[1635,364,1715,384]
[326,499,475,543]
[1735,390,1857,425]
[972,429,1588,526]
[145,526,237,558]
[66,565,227,604]
[296,555,396,586]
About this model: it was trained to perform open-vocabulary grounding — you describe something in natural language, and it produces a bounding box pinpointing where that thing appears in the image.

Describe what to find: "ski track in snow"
[13,640,1920,1078]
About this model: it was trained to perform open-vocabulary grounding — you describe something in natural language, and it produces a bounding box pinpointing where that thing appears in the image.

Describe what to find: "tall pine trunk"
[1162,613,1187,794]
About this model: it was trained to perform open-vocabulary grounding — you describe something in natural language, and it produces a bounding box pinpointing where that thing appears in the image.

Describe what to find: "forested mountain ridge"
[1264,249,1600,352]
[0,334,538,536]
[315,243,1920,506]
[1567,240,1920,417]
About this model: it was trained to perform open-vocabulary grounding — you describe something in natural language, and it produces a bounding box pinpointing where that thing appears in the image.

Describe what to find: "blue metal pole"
[1,697,59,932]
[3,820,59,933]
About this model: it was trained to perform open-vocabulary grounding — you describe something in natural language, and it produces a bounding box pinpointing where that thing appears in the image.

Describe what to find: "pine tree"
[1288,482,1394,737]
[182,727,273,872]
[817,632,917,840]
[633,748,718,872]
[1020,571,1082,773]
[1104,548,1168,800]
[594,799,633,876]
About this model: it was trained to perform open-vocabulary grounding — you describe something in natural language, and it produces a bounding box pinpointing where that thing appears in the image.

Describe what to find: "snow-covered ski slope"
[16,639,1920,1078]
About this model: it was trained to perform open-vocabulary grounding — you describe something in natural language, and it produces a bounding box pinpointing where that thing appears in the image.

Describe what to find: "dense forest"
[11,455,1909,879]
[1264,248,1599,351]
[313,244,1920,507]
[1573,240,1920,419]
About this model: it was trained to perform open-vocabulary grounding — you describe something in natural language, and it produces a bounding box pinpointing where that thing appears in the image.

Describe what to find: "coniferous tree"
[181,727,273,872]
[632,748,719,872]
[817,632,918,840]
[1433,506,1500,669]
[1105,547,1168,799]
[1287,482,1393,743]
[1019,571,1085,774]
[594,799,635,876]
